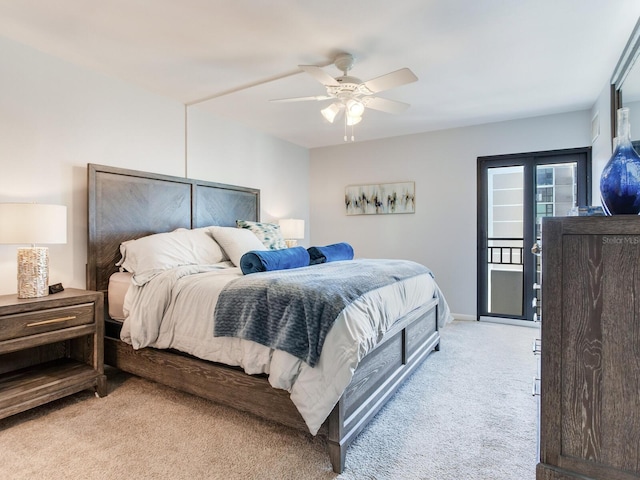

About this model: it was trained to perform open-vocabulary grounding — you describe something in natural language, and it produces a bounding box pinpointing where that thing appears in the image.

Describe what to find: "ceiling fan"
[271,53,418,140]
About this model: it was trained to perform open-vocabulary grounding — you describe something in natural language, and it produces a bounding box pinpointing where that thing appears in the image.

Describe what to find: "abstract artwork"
[345,182,415,215]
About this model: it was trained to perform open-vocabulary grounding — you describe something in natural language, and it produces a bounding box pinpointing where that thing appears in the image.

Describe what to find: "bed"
[87,163,450,473]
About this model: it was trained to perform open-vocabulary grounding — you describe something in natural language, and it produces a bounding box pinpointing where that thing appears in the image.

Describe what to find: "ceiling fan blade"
[364,96,411,114]
[270,95,333,103]
[363,68,418,94]
[299,65,340,86]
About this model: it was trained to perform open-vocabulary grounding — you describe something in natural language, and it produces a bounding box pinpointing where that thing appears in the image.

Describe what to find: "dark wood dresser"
[538,216,640,480]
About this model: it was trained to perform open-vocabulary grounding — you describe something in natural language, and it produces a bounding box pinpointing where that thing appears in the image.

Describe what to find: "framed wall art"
[345,181,415,215]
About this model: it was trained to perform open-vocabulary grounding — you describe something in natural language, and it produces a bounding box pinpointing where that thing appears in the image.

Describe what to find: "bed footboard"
[327,298,440,473]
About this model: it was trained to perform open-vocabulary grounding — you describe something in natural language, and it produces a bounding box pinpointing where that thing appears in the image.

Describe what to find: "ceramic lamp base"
[284,239,298,248]
[17,247,49,298]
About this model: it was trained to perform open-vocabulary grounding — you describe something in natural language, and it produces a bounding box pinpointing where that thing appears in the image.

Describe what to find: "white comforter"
[120,262,450,434]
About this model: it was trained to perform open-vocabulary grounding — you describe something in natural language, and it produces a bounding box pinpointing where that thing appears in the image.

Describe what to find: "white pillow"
[117,227,227,285]
[207,226,266,267]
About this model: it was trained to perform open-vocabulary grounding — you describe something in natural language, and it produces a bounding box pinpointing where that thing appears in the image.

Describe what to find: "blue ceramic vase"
[600,107,640,215]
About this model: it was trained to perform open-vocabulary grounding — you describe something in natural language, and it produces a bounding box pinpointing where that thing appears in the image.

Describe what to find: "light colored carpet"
[0,320,538,479]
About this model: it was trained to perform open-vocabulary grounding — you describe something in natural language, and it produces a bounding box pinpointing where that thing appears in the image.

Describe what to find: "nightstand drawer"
[0,303,95,341]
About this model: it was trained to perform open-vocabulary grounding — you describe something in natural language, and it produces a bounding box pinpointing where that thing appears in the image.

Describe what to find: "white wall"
[0,36,309,295]
[187,107,309,232]
[309,111,592,318]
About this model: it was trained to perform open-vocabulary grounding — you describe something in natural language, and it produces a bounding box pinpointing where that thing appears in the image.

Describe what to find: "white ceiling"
[0,1,639,149]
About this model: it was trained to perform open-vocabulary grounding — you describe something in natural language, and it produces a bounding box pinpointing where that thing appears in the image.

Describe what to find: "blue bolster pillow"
[307,242,354,265]
[240,246,310,274]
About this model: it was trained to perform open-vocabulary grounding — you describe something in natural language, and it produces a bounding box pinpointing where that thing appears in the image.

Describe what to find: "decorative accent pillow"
[117,227,227,286]
[208,226,267,267]
[236,220,287,250]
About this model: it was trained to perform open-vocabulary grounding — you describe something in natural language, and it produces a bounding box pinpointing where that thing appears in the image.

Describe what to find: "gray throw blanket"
[213,258,431,367]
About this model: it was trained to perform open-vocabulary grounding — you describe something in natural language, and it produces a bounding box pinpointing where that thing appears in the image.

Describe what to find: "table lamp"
[279,218,304,248]
[0,203,67,298]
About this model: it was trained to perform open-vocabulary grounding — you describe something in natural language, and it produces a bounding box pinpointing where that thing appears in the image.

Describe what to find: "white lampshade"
[346,114,362,126]
[321,103,342,124]
[279,218,304,240]
[0,203,67,245]
[0,203,67,298]
[346,99,364,117]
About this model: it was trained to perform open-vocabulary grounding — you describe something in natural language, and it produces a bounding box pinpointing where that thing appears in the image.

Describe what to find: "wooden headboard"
[87,163,260,293]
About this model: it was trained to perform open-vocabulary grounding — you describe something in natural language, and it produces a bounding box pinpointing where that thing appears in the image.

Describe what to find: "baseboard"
[451,313,476,321]
[479,316,540,328]
[452,313,540,329]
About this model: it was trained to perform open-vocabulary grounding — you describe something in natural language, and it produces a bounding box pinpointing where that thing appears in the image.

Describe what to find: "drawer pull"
[532,377,541,396]
[532,338,542,355]
[27,316,76,327]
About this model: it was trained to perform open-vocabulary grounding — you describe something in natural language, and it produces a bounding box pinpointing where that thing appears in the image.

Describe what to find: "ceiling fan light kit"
[321,103,341,123]
[346,99,365,117]
[271,52,418,142]
[346,114,361,126]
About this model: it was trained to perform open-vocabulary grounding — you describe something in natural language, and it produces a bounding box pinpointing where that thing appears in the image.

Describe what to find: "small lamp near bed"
[278,218,304,248]
[0,203,67,298]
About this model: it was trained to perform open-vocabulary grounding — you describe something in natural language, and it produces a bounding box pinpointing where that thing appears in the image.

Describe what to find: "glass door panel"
[532,162,578,322]
[486,166,524,317]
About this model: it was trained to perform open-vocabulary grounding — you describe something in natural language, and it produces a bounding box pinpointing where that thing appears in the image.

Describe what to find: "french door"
[477,148,591,322]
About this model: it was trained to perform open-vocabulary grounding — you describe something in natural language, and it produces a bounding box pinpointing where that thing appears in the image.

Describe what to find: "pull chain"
[344,114,348,142]
[344,115,355,142]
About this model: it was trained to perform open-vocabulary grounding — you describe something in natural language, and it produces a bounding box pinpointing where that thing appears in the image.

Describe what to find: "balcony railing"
[488,237,523,265]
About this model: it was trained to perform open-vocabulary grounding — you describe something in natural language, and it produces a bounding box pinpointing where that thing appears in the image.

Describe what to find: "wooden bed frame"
[87,163,441,473]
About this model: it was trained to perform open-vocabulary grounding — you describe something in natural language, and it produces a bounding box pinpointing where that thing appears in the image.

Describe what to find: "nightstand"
[0,288,107,419]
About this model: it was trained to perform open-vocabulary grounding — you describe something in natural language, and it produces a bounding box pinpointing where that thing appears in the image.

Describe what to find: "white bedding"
[120,262,451,434]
